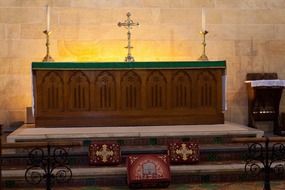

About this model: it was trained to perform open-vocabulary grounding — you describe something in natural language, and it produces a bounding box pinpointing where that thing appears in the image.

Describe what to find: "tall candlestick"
[198,30,209,61]
[202,8,206,32]
[42,30,54,62]
[43,5,53,62]
[46,5,50,32]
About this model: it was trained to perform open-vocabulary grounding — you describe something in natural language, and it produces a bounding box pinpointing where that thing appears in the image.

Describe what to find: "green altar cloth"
[32,61,226,70]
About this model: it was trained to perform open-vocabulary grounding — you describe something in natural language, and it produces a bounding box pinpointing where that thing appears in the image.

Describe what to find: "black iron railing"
[233,137,285,190]
[0,124,2,188]
[2,141,81,190]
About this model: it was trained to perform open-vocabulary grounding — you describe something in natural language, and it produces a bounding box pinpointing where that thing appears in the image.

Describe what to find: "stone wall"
[0,0,285,128]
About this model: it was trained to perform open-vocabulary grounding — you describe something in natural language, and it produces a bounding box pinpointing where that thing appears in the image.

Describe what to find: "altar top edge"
[32,60,226,70]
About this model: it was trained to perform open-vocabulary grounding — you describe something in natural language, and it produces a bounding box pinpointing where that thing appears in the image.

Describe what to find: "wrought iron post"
[25,144,72,190]
[46,144,51,190]
[243,137,285,190]
[264,138,270,190]
[0,124,2,187]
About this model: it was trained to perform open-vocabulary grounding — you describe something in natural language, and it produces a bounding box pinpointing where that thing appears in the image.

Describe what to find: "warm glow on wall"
[56,40,197,62]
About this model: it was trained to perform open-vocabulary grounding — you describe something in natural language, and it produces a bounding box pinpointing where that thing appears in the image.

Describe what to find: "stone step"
[3,144,248,155]
[7,122,264,144]
[2,122,266,188]
[2,162,283,188]
[2,144,248,168]
[2,163,245,179]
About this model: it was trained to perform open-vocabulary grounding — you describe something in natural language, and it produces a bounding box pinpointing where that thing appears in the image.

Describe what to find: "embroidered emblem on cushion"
[89,143,120,165]
[168,142,199,164]
[127,154,170,188]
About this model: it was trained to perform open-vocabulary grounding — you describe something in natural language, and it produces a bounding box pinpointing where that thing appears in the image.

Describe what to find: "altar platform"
[7,122,263,143]
[3,123,270,188]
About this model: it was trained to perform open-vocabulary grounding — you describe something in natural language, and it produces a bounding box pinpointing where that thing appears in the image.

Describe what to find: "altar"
[32,61,226,128]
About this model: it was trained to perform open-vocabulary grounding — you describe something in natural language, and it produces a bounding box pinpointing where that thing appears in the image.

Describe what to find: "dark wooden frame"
[246,73,284,134]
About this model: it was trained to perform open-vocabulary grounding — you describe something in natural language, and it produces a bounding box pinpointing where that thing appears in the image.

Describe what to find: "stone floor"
[5,181,285,190]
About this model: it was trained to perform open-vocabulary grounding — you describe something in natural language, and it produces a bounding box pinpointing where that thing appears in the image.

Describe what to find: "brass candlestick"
[42,30,54,62]
[198,30,208,61]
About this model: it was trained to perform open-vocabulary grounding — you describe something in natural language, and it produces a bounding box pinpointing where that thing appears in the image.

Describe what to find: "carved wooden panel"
[147,71,167,109]
[33,68,224,127]
[171,71,192,109]
[121,71,141,110]
[197,71,217,109]
[68,71,90,111]
[95,71,116,110]
[40,71,64,112]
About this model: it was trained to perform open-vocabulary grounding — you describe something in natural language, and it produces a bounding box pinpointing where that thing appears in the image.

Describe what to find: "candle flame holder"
[198,30,208,61]
[42,30,54,62]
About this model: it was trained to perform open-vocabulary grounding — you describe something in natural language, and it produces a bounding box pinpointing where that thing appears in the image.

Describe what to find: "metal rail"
[233,137,285,190]
[2,141,81,190]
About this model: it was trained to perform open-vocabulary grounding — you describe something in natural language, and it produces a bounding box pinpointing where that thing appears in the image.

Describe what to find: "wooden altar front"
[32,61,226,127]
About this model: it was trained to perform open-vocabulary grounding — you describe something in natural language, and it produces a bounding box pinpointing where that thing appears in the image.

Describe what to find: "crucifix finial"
[118,12,139,62]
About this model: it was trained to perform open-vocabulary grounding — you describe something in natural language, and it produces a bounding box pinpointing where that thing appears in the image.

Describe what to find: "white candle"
[202,8,206,31]
[46,5,50,32]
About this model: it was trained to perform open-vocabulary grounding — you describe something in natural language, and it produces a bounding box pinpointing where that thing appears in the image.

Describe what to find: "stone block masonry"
[0,0,284,128]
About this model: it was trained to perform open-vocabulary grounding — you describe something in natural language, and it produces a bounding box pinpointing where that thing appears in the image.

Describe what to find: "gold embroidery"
[175,144,193,161]
[96,144,114,162]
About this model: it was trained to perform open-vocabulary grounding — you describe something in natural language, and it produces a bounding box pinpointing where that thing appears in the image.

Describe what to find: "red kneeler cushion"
[89,142,121,166]
[127,154,171,188]
[168,142,200,164]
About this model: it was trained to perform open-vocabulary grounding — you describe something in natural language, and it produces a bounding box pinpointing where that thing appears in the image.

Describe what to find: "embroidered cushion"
[127,154,171,188]
[89,142,121,166]
[168,142,199,164]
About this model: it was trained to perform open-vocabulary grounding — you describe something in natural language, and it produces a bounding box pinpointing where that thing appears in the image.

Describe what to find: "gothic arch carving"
[120,71,141,110]
[146,71,167,109]
[197,71,217,108]
[95,71,116,110]
[41,71,64,112]
[171,71,192,108]
[68,71,90,111]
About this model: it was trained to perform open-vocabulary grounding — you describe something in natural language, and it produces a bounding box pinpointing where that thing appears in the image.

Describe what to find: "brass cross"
[118,12,139,62]
[96,144,114,163]
[176,144,193,161]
